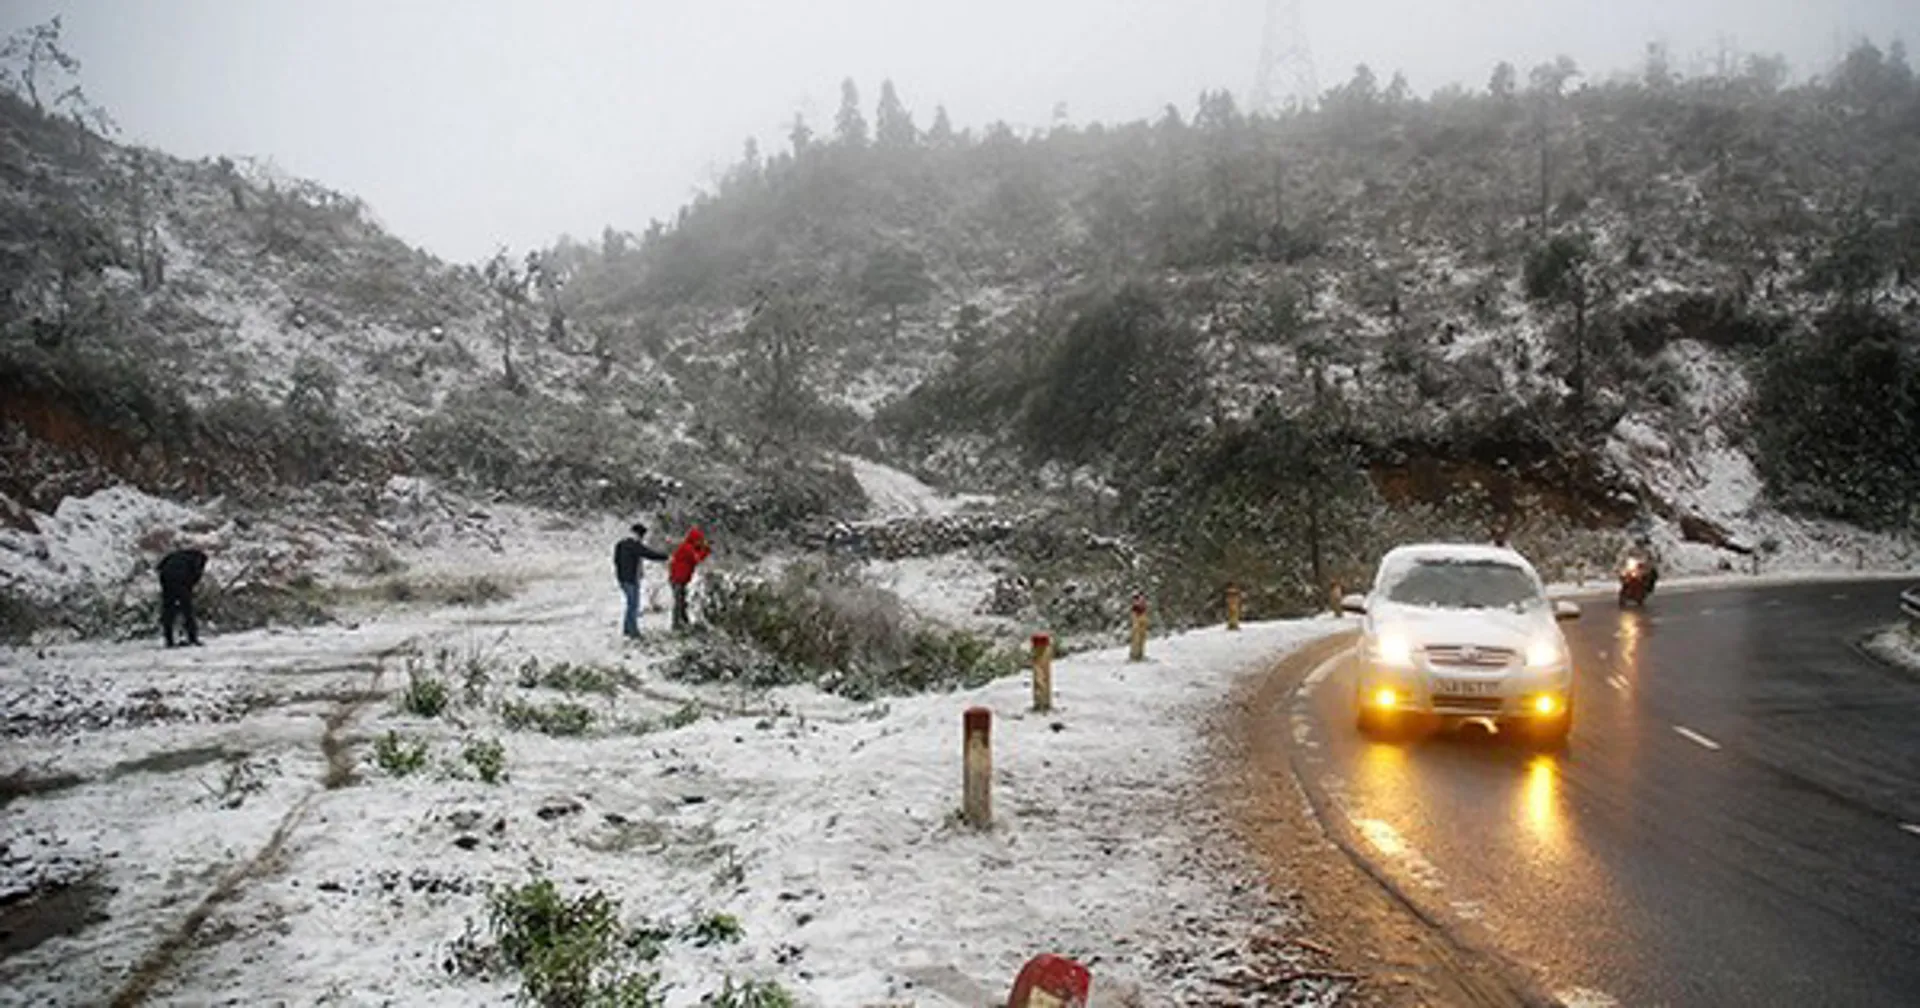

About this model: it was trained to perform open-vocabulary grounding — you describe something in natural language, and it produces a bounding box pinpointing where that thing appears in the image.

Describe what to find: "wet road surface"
[1285,580,1920,1007]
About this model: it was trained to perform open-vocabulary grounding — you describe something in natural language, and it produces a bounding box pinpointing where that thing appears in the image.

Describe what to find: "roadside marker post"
[1225,583,1242,631]
[1128,594,1148,662]
[962,707,992,829]
[1030,633,1053,713]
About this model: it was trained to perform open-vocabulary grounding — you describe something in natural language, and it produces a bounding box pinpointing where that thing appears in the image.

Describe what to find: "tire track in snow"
[108,652,392,1004]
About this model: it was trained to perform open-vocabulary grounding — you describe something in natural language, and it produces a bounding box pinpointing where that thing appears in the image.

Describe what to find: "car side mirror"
[1554,600,1581,621]
[1341,593,1368,615]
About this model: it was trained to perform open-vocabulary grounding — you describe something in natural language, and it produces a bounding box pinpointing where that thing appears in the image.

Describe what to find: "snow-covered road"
[837,455,993,521]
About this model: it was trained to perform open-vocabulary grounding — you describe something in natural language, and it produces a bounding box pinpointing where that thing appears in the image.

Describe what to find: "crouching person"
[157,547,208,647]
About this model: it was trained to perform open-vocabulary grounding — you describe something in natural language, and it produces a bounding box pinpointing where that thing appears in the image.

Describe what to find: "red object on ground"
[1008,954,1092,1007]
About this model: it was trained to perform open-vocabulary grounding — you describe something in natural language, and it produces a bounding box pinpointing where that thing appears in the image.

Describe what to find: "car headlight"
[1371,632,1415,668]
[1526,637,1564,669]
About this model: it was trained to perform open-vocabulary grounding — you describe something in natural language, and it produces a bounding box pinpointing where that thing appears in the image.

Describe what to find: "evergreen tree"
[927,105,955,147]
[835,78,868,146]
[860,244,933,334]
[788,112,813,156]
[1490,61,1517,99]
[875,79,917,147]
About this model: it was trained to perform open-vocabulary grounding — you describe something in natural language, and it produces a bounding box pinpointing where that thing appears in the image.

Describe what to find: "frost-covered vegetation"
[4,16,1917,638]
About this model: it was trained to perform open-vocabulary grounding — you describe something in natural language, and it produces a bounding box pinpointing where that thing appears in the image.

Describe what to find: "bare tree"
[1528,57,1580,235]
[0,17,114,135]
[482,250,533,392]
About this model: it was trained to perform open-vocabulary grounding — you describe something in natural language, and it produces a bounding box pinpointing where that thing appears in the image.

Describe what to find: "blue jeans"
[619,580,640,637]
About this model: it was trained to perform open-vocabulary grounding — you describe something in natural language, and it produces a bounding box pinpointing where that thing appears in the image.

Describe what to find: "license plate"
[1432,678,1501,697]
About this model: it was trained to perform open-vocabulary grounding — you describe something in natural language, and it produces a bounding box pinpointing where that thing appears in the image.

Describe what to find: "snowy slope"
[1,539,1346,1006]
[1605,339,1919,575]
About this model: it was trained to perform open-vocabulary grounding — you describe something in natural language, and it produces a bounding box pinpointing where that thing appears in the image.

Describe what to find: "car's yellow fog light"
[1533,694,1561,716]
[1372,687,1399,710]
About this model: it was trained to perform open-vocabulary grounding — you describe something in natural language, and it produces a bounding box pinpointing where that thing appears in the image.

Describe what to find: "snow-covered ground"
[1863,624,1920,676]
[1,536,1342,1006]
[3,460,1351,1007]
[837,455,994,521]
[1605,339,1920,578]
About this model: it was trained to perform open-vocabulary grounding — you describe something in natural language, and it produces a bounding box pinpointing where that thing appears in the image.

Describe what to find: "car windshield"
[1383,559,1543,610]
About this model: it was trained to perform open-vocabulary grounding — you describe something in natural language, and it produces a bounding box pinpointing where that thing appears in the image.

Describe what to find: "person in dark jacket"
[613,524,669,638]
[668,526,712,632]
[157,547,208,647]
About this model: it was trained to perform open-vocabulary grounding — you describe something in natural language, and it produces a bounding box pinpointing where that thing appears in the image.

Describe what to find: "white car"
[1343,544,1581,747]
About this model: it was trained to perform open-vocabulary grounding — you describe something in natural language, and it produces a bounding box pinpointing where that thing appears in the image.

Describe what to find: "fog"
[7,0,1912,262]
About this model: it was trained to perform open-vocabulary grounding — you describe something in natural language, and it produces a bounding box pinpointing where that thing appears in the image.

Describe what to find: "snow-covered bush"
[1753,305,1920,530]
[678,562,1015,699]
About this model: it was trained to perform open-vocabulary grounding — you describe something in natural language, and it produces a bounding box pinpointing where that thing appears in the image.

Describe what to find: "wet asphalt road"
[1288,579,1920,1008]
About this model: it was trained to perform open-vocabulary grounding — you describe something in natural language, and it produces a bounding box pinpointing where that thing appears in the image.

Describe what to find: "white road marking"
[1302,652,1344,693]
[1355,818,1446,890]
[1830,594,1849,601]
[1607,675,1629,692]
[1673,726,1722,751]
[1900,823,1920,837]
[1698,607,1715,616]
[1556,988,1623,1008]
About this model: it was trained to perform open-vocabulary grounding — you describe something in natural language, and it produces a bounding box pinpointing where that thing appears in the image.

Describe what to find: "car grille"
[1424,644,1515,669]
[1431,696,1504,714]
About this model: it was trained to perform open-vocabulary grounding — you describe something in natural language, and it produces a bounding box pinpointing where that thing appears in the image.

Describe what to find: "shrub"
[373,731,429,776]
[702,979,796,1008]
[1018,281,1208,468]
[472,875,664,1008]
[517,658,625,695]
[682,913,743,947]
[661,702,703,730]
[401,663,451,718]
[1752,307,1920,529]
[444,575,510,607]
[0,591,50,644]
[681,563,1017,698]
[462,737,506,784]
[500,699,595,736]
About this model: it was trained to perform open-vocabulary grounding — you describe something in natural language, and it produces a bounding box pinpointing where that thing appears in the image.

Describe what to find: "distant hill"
[5,30,1917,622]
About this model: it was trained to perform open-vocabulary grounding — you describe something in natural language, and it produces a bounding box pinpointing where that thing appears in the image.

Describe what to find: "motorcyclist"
[1620,537,1660,595]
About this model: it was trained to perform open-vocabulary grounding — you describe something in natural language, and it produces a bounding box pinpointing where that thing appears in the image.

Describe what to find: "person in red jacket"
[668,526,712,632]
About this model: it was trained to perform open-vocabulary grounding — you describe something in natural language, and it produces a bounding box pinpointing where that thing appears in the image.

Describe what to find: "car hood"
[1368,600,1555,651]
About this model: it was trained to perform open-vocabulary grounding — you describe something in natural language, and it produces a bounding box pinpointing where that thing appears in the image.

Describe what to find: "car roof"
[1378,543,1537,570]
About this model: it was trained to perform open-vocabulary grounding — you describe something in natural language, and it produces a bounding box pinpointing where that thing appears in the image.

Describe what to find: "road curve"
[1280,579,1920,1008]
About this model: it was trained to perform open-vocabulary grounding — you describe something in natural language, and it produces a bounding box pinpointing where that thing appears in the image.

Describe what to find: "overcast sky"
[5,1,1912,263]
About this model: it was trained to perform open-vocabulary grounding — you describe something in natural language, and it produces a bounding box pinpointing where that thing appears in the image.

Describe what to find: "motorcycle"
[1618,558,1655,607]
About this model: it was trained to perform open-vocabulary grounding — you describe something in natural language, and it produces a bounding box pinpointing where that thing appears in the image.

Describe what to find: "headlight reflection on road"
[1520,755,1566,855]
[1616,613,1642,679]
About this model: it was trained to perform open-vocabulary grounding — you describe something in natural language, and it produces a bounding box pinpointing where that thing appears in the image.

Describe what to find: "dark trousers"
[671,581,690,631]
[161,588,198,646]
